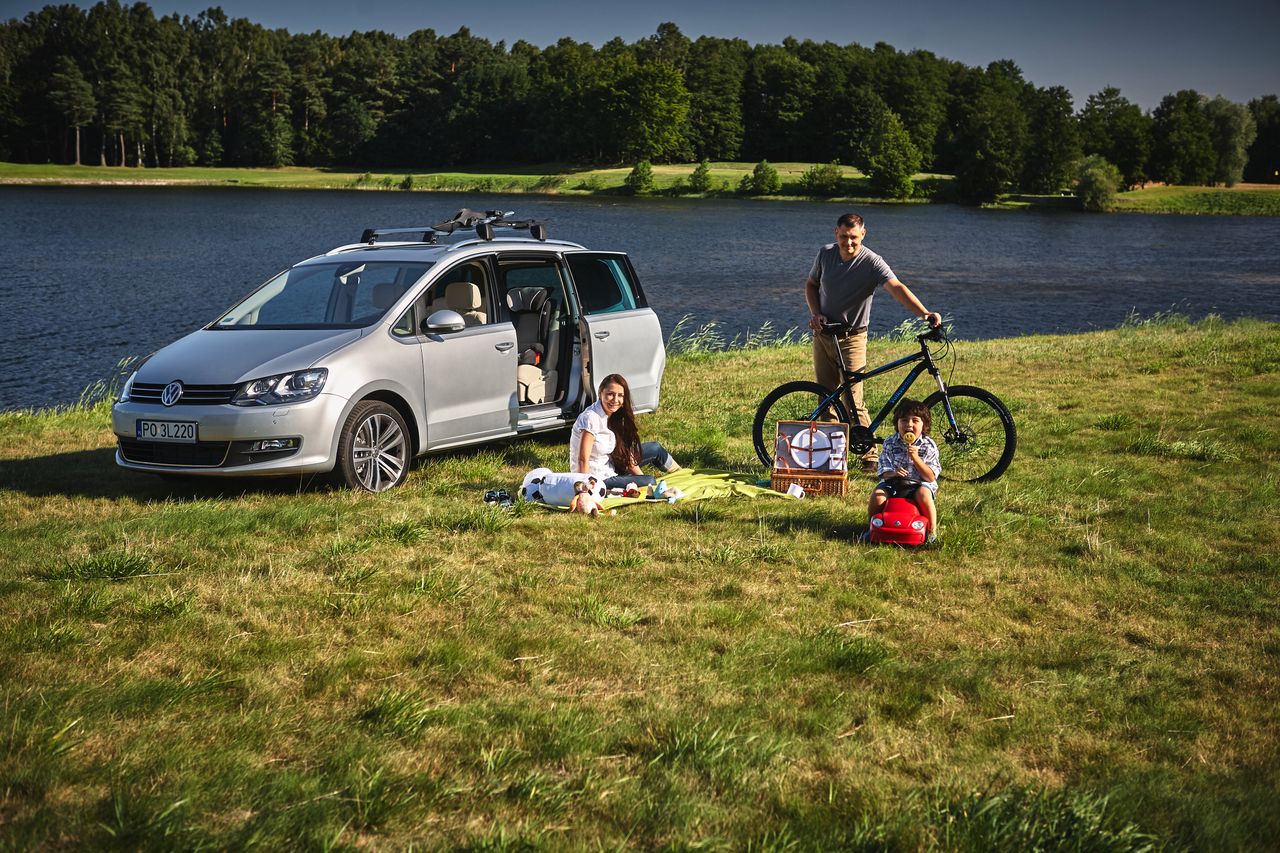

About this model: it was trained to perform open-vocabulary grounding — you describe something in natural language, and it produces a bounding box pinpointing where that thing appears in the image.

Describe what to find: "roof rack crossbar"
[359,209,548,245]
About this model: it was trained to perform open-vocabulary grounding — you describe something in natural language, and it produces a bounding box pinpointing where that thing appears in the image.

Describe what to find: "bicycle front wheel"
[923,385,1016,483]
[753,381,850,468]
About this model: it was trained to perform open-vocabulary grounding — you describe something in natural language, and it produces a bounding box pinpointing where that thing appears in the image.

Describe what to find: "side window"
[565,254,642,315]
[391,308,415,337]
[417,260,491,328]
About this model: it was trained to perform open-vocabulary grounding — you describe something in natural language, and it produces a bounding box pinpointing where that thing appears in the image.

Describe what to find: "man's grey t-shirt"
[809,244,896,330]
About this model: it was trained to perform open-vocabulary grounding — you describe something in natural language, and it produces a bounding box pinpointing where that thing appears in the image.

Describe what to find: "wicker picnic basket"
[770,468,848,497]
[770,420,849,497]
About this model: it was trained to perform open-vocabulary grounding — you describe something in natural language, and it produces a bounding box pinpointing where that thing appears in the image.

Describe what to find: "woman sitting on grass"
[570,373,680,491]
[869,398,941,541]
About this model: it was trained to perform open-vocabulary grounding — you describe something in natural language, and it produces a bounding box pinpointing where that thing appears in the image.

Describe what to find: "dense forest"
[1,2,1277,202]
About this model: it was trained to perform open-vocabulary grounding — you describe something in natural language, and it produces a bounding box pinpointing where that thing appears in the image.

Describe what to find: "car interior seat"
[371,282,403,311]
[444,281,486,326]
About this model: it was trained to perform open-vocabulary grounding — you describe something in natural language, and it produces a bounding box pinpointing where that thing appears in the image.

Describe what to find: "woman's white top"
[569,400,617,478]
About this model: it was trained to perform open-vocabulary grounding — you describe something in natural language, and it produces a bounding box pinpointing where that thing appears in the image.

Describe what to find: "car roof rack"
[359,209,549,245]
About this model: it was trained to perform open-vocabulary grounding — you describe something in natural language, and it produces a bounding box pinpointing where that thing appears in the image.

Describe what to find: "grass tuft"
[367,517,429,544]
[38,549,158,581]
[577,595,646,629]
[437,507,515,533]
[356,688,442,738]
[1129,433,1237,462]
[783,628,893,675]
[930,784,1158,852]
[1094,413,1136,431]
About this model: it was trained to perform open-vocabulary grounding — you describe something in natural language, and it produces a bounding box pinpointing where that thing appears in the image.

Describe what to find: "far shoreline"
[2,162,1277,216]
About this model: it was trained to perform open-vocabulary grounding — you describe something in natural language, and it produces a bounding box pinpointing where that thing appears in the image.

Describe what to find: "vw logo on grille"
[161,381,184,407]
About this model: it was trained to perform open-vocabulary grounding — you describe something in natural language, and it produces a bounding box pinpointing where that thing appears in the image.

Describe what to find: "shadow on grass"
[759,502,866,543]
[0,447,334,500]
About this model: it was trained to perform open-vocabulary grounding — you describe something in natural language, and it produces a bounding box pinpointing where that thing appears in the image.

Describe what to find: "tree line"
[2,3,1277,203]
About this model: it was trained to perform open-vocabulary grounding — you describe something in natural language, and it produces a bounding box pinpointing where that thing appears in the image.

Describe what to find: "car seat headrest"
[445,281,482,311]
[506,287,548,313]
[371,282,402,310]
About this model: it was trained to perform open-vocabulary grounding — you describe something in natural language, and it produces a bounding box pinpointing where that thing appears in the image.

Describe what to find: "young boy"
[869,399,942,541]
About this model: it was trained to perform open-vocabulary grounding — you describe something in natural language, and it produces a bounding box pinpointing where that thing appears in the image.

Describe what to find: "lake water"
[1,187,1277,411]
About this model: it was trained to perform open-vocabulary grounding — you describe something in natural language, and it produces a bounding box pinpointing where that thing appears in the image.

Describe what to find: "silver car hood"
[138,328,363,385]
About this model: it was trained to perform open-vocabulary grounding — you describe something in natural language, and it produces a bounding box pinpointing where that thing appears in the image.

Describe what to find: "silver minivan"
[112,211,666,491]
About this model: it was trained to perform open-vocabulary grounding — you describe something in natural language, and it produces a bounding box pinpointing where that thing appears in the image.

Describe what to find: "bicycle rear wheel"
[753,381,850,468]
[923,385,1016,482]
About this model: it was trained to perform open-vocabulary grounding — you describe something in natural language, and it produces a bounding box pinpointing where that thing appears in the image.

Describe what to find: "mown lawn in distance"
[0,159,948,201]
[1112,184,1280,215]
[1,318,1277,849]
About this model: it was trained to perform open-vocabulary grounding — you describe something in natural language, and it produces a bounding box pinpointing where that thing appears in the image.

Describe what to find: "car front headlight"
[232,368,328,407]
[118,370,139,403]
[117,354,153,403]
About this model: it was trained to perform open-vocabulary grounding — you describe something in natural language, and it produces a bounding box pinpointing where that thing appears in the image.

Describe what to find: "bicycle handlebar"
[817,322,947,344]
[917,327,946,343]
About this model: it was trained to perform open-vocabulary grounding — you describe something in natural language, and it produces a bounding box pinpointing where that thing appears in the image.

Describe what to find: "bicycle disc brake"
[848,424,877,456]
[945,424,976,446]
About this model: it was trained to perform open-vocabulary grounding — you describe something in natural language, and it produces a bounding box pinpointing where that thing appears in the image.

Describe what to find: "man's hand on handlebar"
[924,311,942,329]
[808,313,828,333]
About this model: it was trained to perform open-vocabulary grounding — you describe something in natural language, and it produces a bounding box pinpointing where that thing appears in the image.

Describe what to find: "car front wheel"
[336,401,411,492]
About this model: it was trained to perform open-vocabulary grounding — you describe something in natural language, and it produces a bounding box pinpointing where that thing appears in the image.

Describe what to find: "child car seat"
[869,496,929,546]
[507,287,553,404]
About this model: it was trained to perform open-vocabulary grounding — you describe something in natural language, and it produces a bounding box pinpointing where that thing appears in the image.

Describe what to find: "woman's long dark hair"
[600,374,641,471]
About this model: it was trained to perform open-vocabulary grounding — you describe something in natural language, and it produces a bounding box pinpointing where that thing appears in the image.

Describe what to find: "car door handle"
[593,331,610,340]
[495,342,514,352]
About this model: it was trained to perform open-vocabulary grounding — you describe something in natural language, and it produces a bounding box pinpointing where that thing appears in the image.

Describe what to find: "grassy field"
[1111,185,1280,216]
[1,318,1278,849]
[7,161,1279,214]
[0,160,946,203]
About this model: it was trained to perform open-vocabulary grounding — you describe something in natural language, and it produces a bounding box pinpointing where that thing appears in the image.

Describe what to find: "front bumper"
[111,393,348,477]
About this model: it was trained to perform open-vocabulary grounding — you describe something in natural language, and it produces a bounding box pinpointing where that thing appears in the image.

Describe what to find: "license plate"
[136,420,198,444]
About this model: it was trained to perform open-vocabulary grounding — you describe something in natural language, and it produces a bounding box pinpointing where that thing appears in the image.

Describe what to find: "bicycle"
[752,324,1016,482]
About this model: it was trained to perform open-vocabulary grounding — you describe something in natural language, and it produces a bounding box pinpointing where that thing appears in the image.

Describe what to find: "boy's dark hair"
[893,398,931,436]
[836,212,864,228]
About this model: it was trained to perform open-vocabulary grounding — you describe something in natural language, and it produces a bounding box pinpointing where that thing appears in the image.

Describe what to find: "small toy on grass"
[521,468,605,507]
[569,481,602,518]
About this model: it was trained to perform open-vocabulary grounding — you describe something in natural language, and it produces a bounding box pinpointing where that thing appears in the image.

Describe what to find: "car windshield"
[212,261,434,329]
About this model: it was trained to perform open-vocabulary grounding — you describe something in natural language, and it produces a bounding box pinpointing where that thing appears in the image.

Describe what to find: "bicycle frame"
[817,334,951,440]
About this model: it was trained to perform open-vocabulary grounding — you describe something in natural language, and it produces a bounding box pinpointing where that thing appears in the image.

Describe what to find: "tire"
[336,401,411,492]
[753,381,850,468]
[922,385,1016,483]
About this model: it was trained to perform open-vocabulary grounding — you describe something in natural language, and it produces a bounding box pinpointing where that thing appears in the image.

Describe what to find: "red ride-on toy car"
[869,496,930,546]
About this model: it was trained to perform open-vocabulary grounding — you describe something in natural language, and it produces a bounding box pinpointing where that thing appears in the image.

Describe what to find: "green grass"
[0,160,949,202]
[1,318,1278,848]
[1112,184,1280,215]
[8,161,1279,215]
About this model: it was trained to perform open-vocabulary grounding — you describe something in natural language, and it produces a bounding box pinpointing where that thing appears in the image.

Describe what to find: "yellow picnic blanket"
[595,467,790,510]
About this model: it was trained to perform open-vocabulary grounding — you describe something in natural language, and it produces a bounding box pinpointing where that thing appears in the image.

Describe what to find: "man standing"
[805,212,941,472]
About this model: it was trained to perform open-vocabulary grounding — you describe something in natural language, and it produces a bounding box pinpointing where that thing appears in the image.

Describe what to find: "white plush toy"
[520,468,606,508]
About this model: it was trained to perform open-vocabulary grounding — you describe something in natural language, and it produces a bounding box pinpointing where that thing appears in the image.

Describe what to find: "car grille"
[119,438,231,467]
[131,382,239,406]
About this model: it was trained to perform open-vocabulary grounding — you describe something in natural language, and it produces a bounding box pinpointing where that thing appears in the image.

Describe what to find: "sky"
[2,0,1276,111]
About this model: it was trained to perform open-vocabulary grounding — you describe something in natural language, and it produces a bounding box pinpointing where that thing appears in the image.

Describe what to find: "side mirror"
[423,309,466,333]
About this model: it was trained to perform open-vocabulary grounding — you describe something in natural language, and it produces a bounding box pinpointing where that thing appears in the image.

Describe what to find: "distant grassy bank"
[1,318,1278,849]
[6,161,1277,214]
[1111,183,1280,215]
[0,160,946,203]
